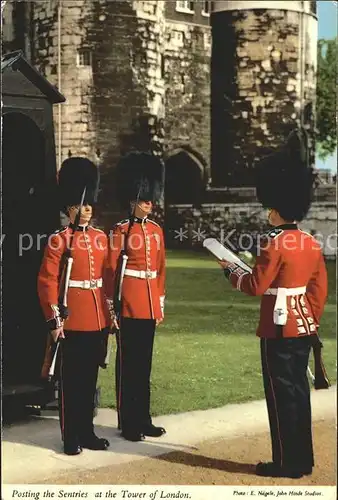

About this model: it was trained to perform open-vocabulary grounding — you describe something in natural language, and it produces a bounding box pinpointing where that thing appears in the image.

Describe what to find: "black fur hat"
[255,128,316,222]
[114,151,164,209]
[58,157,100,214]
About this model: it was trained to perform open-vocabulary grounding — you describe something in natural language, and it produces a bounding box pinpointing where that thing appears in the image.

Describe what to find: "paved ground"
[45,419,336,486]
[2,385,336,485]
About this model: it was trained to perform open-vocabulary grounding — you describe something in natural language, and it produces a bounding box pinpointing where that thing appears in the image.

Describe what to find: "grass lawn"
[98,251,337,415]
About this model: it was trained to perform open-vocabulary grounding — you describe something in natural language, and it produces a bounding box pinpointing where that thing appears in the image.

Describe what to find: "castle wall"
[24,0,211,173]
[163,19,211,176]
[2,0,335,258]
[211,1,317,187]
[163,1,211,172]
[1,1,33,58]
[18,1,166,168]
[166,200,337,258]
[29,0,96,169]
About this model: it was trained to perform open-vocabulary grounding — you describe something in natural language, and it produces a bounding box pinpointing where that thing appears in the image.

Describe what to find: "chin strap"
[136,203,152,216]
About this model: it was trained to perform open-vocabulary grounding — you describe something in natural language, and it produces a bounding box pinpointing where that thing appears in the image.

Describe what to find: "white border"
[2,485,337,500]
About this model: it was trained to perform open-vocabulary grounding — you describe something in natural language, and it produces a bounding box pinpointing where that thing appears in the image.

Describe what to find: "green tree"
[316,38,337,160]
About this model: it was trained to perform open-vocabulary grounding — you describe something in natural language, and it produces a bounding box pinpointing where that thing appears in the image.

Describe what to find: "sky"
[318,0,337,39]
[316,1,337,172]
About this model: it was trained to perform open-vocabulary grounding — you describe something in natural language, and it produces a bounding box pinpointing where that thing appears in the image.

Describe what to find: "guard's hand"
[218,259,231,269]
[112,315,120,331]
[51,326,64,343]
[156,317,164,326]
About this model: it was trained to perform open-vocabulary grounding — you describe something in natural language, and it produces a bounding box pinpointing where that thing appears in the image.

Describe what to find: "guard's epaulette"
[90,226,105,234]
[113,219,129,231]
[300,229,313,238]
[267,228,283,239]
[116,218,129,226]
[148,219,161,228]
[52,226,68,235]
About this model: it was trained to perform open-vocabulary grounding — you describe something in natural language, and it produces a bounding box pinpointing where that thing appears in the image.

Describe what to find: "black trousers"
[58,330,105,446]
[260,336,314,471]
[115,317,156,433]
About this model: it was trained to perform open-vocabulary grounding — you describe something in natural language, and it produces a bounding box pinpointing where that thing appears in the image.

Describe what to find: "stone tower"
[2,0,211,217]
[28,0,166,166]
[17,0,168,221]
[210,0,318,188]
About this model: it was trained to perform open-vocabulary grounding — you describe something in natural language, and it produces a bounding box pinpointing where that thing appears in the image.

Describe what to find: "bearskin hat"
[58,157,100,214]
[255,128,316,222]
[114,151,164,209]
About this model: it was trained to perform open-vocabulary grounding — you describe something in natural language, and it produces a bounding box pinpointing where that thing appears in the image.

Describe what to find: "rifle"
[113,185,143,326]
[41,188,87,381]
[309,333,330,390]
[99,330,114,369]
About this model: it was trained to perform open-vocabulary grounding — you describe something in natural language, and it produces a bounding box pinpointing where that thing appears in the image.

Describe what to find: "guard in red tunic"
[219,129,329,478]
[38,157,111,455]
[108,151,166,442]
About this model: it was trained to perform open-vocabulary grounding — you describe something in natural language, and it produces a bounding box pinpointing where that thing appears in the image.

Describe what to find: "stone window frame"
[203,31,211,49]
[2,2,15,42]
[170,29,185,47]
[76,48,92,68]
[202,1,212,17]
[175,1,195,15]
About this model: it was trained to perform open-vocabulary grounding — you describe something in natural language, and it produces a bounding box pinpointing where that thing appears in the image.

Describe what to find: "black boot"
[80,434,110,450]
[142,424,166,437]
[121,430,145,442]
[256,462,303,479]
[64,443,82,455]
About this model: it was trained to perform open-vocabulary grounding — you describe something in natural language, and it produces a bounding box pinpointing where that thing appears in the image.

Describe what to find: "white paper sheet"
[203,237,253,273]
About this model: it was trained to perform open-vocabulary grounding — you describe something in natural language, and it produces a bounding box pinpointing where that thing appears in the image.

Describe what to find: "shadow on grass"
[157,449,256,475]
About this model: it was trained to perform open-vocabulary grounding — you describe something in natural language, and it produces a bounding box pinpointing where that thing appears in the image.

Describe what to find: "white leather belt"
[68,278,103,289]
[264,286,306,326]
[264,287,306,296]
[124,269,157,279]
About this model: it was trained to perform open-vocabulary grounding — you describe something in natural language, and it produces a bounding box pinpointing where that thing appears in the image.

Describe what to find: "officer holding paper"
[216,129,329,479]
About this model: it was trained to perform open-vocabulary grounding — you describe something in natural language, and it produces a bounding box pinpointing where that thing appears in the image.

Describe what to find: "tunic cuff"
[47,304,62,330]
[223,262,238,279]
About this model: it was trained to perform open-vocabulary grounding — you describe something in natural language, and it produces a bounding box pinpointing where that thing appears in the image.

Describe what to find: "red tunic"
[226,225,328,338]
[108,217,166,320]
[38,225,111,332]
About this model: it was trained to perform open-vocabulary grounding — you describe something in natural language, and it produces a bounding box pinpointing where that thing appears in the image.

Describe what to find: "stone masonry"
[166,201,337,259]
[211,1,318,187]
[1,1,336,255]
[2,1,210,170]
[2,0,211,226]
